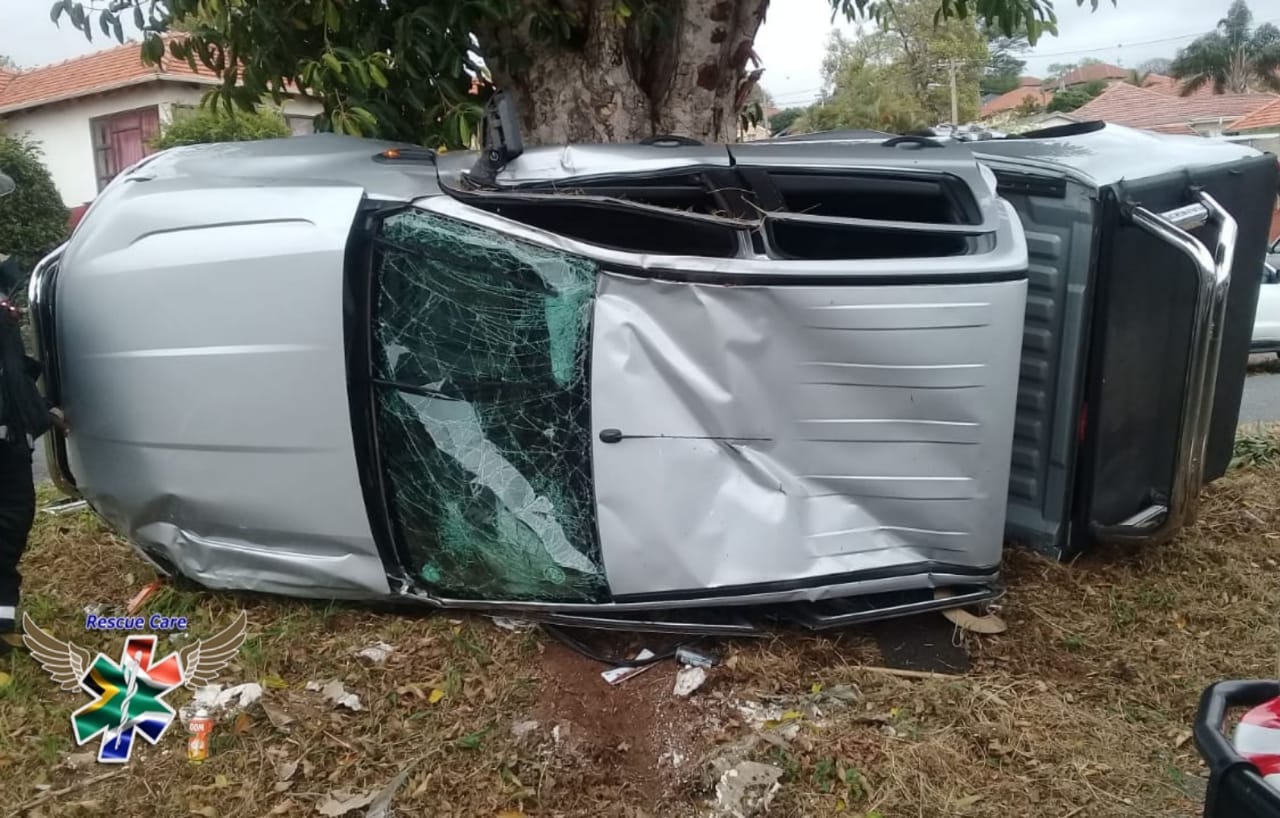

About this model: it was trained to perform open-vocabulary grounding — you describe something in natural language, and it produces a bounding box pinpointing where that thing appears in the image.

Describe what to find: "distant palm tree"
[1170,0,1280,95]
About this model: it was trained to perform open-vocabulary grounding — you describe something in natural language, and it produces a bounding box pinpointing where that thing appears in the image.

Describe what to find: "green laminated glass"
[373,210,605,601]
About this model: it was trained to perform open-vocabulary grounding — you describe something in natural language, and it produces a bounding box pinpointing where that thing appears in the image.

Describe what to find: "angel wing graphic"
[23,614,93,691]
[178,610,248,688]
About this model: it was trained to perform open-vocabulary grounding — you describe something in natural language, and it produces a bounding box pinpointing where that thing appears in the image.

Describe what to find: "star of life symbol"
[24,611,248,763]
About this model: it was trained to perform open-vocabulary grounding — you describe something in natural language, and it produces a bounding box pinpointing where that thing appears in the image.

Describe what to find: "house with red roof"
[1066,82,1279,137]
[0,41,320,212]
[1224,97,1280,155]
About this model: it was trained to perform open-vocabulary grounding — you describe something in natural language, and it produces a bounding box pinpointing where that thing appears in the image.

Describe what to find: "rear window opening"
[562,174,728,215]
[769,172,977,225]
[768,221,969,260]
[477,200,742,257]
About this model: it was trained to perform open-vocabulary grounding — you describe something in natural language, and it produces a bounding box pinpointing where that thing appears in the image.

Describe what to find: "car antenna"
[469,91,524,187]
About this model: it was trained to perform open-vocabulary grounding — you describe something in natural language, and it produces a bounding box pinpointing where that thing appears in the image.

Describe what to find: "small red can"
[187,709,213,763]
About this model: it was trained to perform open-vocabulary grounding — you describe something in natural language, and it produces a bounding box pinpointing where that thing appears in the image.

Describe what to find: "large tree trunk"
[482,0,770,145]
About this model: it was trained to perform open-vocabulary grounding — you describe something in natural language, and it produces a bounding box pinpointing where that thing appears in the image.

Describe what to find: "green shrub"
[0,134,68,278]
[152,106,293,151]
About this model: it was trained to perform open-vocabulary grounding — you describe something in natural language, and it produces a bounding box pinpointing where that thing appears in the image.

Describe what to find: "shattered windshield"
[372,209,606,602]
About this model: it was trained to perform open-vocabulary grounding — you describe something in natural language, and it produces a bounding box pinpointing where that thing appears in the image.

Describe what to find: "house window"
[91,106,161,192]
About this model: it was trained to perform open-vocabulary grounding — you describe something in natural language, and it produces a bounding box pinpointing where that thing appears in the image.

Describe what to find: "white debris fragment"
[676,646,719,668]
[511,720,540,740]
[714,761,783,817]
[354,641,395,665]
[307,679,364,712]
[552,723,571,746]
[489,616,535,632]
[600,649,657,685]
[179,683,264,727]
[673,666,707,697]
[83,603,105,618]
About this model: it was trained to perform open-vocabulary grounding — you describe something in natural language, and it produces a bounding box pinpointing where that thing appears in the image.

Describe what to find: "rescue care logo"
[23,611,248,763]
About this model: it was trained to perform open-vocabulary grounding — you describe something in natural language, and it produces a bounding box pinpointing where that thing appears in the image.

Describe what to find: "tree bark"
[482,0,770,145]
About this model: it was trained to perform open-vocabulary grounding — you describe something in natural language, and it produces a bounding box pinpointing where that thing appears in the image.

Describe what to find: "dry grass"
[4,435,1280,817]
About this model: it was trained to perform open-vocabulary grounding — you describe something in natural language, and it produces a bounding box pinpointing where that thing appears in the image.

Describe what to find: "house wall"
[0,83,321,208]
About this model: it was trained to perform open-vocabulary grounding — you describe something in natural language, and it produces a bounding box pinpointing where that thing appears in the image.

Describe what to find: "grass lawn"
[3,430,1280,817]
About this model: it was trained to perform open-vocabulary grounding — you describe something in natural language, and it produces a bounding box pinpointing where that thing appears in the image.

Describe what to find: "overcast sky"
[3,0,1276,108]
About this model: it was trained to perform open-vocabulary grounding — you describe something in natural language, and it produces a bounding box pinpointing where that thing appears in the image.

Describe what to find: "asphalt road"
[1239,356,1280,427]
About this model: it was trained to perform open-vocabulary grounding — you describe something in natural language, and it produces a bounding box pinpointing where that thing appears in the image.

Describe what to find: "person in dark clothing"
[0,250,67,655]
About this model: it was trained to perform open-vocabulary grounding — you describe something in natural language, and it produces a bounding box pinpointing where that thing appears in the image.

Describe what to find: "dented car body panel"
[44,176,388,598]
[33,124,1266,626]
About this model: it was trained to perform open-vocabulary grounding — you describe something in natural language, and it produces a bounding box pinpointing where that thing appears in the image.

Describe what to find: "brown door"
[92,106,160,191]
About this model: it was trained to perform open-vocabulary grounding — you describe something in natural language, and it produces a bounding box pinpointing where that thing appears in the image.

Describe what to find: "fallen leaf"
[268,799,296,815]
[955,794,984,808]
[315,790,376,817]
[0,672,11,688]
[364,767,413,818]
[233,713,253,735]
[275,780,294,793]
[261,675,289,690]
[1175,730,1193,748]
[428,688,445,705]
[277,760,299,782]
[496,812,528,818]
[190,807,218,818]
[262,701,295,731]
[810,682,823,695]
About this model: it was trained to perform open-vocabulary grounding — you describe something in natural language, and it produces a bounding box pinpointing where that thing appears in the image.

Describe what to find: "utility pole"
[948,59,959,124]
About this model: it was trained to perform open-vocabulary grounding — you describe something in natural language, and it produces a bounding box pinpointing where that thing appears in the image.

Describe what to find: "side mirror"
[469,91,525,187]
[0,172,13,199]
[1264,263,1279,285]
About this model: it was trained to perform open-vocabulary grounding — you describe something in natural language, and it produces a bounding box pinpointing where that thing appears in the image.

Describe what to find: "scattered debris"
[936,589,1008,634]
[125,578,165,614]
[82,603,105,618]
[61,751,97,769]
[353,641,395,665]
[490,616,536,632]
[673,666,708,697]
[601,649,657,685]
[713,761,783,817]
[676,646,719,668]
[179,683,265,727]
[316,789,377,817]
[41,498,88,516]
[511,720,540,741]
[307,679,364,712]
[261,699,295,731]
[364,766,413,818]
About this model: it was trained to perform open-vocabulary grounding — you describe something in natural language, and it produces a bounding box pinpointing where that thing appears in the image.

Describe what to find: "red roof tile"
[1141,74,1219,97]
[981,85,1054,117]
[1070,82,1278,132]
[1057,62,1129,87]
[0,40,211,114]
[1227,97,1280,132]
[1018,75,1041,87]
[0,69,16,98]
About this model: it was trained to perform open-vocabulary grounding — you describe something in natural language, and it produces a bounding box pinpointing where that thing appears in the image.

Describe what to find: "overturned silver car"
[28,118,1276,632]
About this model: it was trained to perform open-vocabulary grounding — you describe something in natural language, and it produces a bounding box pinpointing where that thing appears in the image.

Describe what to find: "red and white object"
[1232,696,1280,789]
